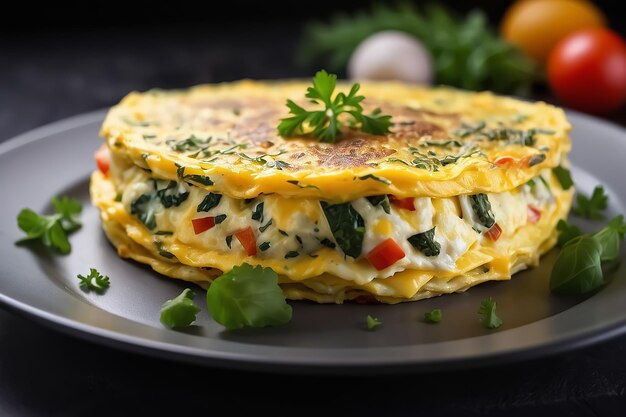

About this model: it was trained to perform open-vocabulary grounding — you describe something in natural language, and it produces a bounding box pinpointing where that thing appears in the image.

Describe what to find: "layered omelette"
[91,80,574,303]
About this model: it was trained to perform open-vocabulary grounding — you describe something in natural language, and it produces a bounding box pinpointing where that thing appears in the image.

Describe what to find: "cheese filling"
[116,164,558,285]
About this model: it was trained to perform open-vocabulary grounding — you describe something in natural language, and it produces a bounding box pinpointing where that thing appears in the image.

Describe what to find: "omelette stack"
[91,81,574,303]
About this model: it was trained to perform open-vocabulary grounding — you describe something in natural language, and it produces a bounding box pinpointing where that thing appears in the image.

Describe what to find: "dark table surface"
[2,27,626,416]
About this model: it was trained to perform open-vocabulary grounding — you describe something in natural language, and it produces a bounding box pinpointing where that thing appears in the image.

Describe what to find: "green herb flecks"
[407,227,441,257]
[321,202,365,258]
[197,193,222,212]
[259,219,273,233]
[553,166,574,190]
[358,174,391,185]
[176,165,214,186]
[170,135,212,152]
[284,251,300,259]
[424,308,442,323]
[366,195,391,214]
[573,186,608,220]
[252,202,264,222]
[206,263,292,330]
[225,235,233,248]
[420,140,463,148]
[77,268,110,293]
[287,180,320,190]
[160,288,201,328]
[478,298,502,329]
[155,241,176,259]
[470,194,495,228]
[259,242,271,251]
[278,70,392,143]
[366,315,382,330]
[16,196,82,254]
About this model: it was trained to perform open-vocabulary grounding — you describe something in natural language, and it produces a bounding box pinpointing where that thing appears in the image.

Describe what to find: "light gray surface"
[0,110,625,373]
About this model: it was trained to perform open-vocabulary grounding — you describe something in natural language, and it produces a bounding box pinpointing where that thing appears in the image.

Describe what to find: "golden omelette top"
[100,80,571,202]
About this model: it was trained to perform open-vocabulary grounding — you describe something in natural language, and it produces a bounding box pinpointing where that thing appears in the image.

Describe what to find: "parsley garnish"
[16,196,82,254]
[358,174,391,185]
[287,180,320,190]
[366,315,382,330]
[277,70,392,143]
[424,308,442,323]
[160,288,201,328]
[206,263,292,330]
[77,268,110,293]
[573,186,608,220]
[478,298,502,329]
[550,215,626,295]
[366,195,391,214]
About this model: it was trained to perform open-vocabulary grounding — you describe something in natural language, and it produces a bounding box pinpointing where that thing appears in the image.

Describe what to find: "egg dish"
[90,80,574,303]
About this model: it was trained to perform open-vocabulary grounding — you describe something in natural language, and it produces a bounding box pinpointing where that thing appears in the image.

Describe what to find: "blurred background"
[2,0,626,139]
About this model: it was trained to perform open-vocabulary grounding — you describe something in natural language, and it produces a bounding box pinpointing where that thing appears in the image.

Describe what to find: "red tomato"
[527,206,542,224]
[494,156,515,166]
[548,28,626,114]
[94,144,110,175]
[388,195,415,211]
[485,223,503,241]
[192,217,216,234]
[235,227,257,256]
[366,238,406,271]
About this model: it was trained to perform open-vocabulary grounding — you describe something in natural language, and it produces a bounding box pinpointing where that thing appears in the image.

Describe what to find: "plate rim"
[1,107,626,374]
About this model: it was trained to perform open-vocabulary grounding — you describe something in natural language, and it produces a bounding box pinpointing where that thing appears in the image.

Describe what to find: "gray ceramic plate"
[1,109,625,374]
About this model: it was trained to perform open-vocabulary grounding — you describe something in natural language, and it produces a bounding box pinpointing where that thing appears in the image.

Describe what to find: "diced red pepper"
[94,144,110,175]
[366,238,406,271]
[192,217,216,234]
[388,195,416,211]
[493,156,515,166]
[485,223,502,241]
[527,205,542,224]
[235,226,257,256]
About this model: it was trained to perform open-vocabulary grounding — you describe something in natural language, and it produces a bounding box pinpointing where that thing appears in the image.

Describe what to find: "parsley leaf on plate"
[366,315,382,330]
[424,308,442,323]
[77,268,110,293]
[16,196,82,254]
[573,185,608,220]
[206,263,292,330]
[160,288,201,328]
[278,70,392,143]
[478,297,502,329]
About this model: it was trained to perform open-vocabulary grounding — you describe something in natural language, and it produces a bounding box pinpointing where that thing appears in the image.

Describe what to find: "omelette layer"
[92,81,574,303]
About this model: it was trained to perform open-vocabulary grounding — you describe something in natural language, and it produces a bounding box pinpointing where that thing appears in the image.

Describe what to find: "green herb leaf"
[206,263,292,330]
[424,308,442,323]
[16,196,83,254]
[573,186,608,220]
[278,70,392,142]
[321,202,365,258]
[287,180,320,190]
[197,193,222,212]
[556,219,583,247]
[553,166,574,190]
[407,227,441,257]
[366,195,391,214]
[252,202,264,222]
[284,251,300,259]
[358,174,391,185]
[366,315,382,330]
[470,194,495,228]
[550,236,603,295]
[77,268,110,293]
[160,288,201,328]
[259,241,271,251]
[478,297,502,329]
[551,215,626,294]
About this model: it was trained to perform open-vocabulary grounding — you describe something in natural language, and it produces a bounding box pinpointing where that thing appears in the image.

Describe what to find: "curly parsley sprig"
[278,70,393,143]
[77,268,110,293]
